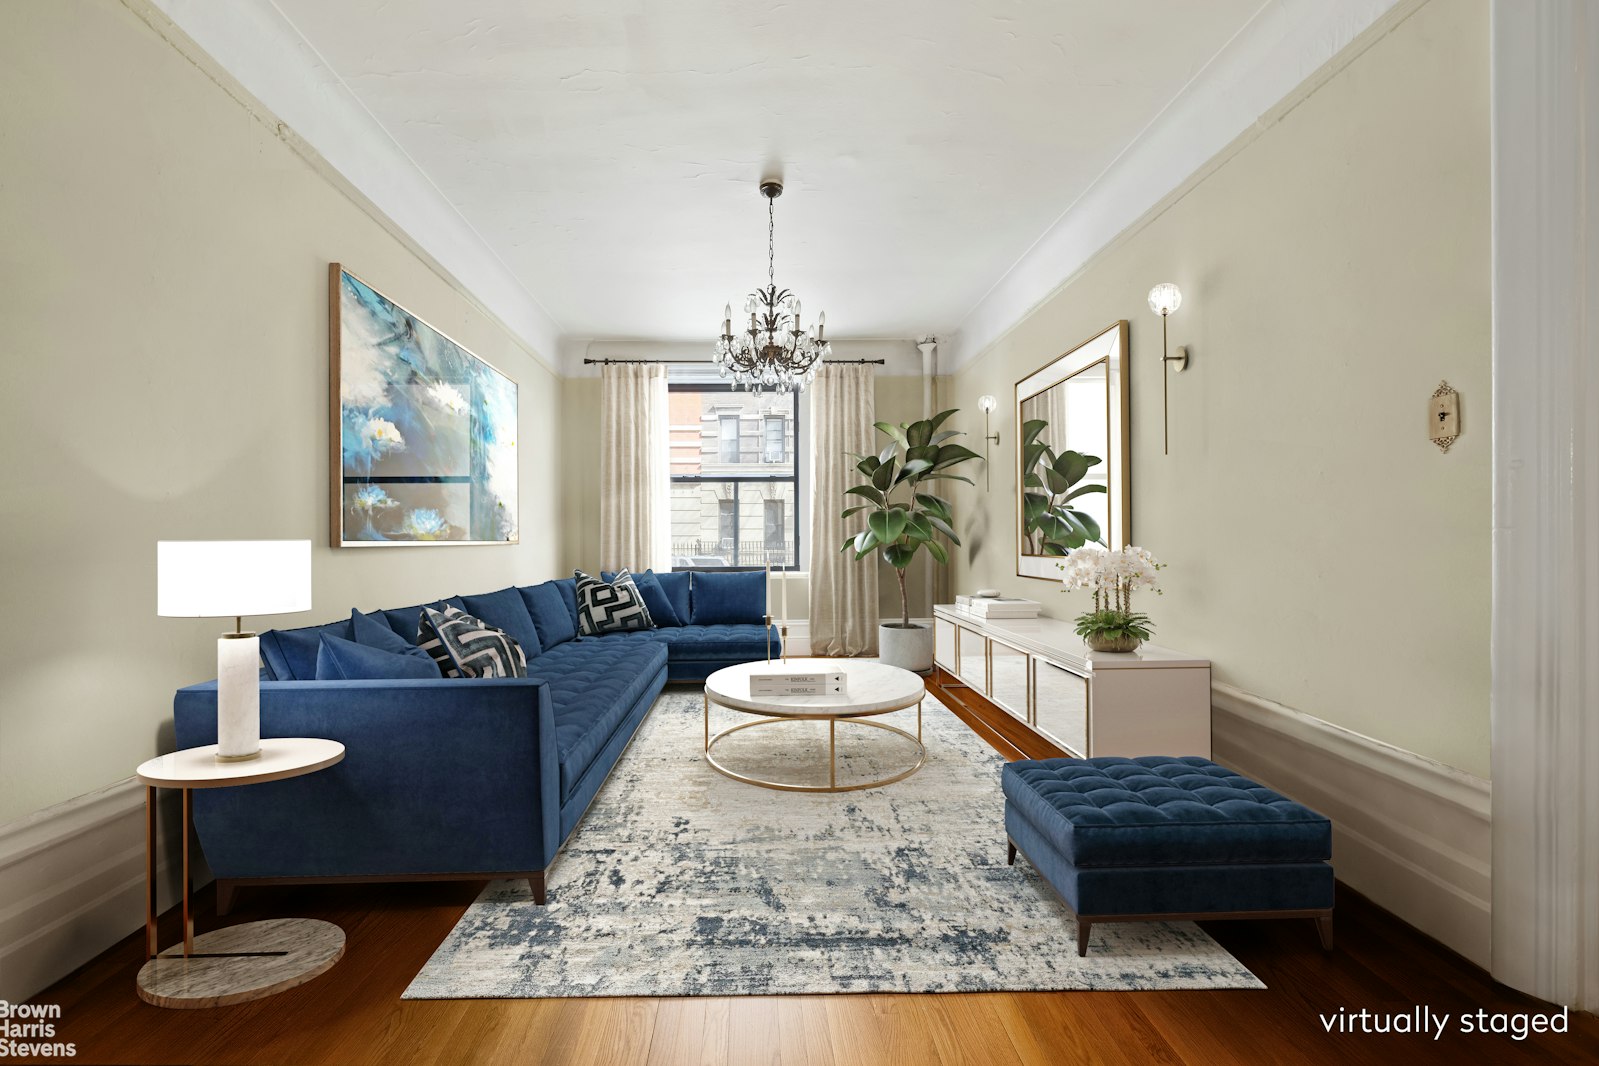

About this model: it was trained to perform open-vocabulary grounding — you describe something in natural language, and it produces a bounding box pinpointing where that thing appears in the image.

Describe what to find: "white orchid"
[1058,545,1163,614]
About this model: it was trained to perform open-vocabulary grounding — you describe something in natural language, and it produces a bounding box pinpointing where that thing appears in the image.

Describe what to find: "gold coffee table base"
[704,695,925,793]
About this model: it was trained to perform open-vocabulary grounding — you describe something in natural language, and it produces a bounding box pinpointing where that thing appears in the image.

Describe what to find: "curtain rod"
[582,357,884,366]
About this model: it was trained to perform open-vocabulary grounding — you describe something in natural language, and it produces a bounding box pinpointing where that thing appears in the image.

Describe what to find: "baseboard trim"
[0,778,209,1002]
[1210,683,1491,968]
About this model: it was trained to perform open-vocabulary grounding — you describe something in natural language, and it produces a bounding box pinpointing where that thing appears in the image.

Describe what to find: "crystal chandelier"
[715,180,830,392]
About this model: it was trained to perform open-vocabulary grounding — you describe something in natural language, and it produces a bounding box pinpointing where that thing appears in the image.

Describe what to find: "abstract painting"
[330,264,518,546]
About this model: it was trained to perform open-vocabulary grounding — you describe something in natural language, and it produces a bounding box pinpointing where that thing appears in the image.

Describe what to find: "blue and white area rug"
[404,689,1263,997]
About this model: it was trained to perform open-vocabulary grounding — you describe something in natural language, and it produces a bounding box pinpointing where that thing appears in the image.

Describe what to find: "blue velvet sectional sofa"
[173,569,774,910]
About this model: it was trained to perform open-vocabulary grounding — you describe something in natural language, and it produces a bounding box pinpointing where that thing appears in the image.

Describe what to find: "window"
[763,416,786,463]
[669,382,800,570]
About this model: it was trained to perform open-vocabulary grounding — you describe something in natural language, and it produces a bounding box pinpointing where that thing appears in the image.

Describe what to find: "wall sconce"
[1147,282,1189,455]
[977,394,1000,490]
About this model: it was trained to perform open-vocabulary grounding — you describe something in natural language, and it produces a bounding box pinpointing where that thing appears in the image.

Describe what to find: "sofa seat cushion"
[530,638,667,799]
[610,624,780,662]
[1002,756,1332,868]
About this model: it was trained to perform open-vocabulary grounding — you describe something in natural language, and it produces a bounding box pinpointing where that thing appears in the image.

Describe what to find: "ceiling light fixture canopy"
[715,180,830,393]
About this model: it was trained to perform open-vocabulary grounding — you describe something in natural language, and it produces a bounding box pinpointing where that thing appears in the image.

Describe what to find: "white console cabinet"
[933,605,1211,758]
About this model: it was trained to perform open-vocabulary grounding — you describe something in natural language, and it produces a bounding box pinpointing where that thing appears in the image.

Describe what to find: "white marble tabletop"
[135,738,345,789]
[705,658,925,716]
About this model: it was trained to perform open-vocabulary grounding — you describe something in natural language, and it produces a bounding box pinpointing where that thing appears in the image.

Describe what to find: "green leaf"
[921,473,975,485]
[845,485,885,506]
[1053,450,1091,486]
[840,504,869,520]
[1022,442,1050,474]
[1044,466,1073,495]
[904,512,933,540]
[874,421,908,447]
[927,409,959,434]
[871,459,896,492]
[929,430,962,445]
[1023,472,1044,489]
[905,444,940,466]
[933,443,982,469]
[1042,542,1070,556]
[1068,509,1102,544]
[905,419,933,448]
[1021,419,1049,446]
[878,441,899,466]
[1064,483,1107,501]
[925,539,949,566]
[856,529,879,552]
[883,543,917,569]
[868,509,905,545]
[923,513,961,546]
[914,492,951,518]
[855,455,882,477]
[895,458,933,484]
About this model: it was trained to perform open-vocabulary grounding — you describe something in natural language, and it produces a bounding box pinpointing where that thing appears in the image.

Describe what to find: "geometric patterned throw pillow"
[574,568,653,636]
[417,605,528,679]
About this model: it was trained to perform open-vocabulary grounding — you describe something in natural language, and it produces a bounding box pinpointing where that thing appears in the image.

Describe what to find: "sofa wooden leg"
[529,872,546,906]
[1076,921,1092,957]
[1007,839,1017,866]
[1316,915,1334,951]
[215,880,237,917]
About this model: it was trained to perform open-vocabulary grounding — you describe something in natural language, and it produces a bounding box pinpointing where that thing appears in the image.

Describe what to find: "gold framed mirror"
[1015,321,1130,580]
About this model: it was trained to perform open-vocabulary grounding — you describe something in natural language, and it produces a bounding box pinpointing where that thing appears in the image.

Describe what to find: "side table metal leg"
[145,786,158,960]
[181,787,193,957]
[917,698,923,743]
[704,692,709,752]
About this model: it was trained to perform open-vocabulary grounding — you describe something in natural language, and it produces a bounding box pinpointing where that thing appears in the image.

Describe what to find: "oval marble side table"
[135,738,346,1008]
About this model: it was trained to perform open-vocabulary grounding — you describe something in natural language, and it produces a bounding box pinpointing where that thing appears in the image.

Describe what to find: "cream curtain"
[599,364,671,573]
[808,363,879,656]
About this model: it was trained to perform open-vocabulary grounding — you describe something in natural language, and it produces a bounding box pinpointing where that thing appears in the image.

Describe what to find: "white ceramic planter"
[878,623,934,673]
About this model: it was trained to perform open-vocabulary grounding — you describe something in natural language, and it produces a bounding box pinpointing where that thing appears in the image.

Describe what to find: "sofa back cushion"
[459,588,544,659]
[518,581,577,649]
[350,609,439,672]
[689,570,767,626]
[380,597,465,644]
[602,569,682,627]
[315,634,440,681]
[259,618,354,681]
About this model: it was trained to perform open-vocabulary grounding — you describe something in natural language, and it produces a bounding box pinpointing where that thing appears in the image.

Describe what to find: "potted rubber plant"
[841,410,981,671]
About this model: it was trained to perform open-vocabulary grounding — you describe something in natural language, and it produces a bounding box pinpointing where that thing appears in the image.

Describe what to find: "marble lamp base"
[136,918,344,1009]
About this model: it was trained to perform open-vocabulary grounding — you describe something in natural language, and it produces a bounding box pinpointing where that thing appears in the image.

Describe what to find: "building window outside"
[669,382,799,570]
[764,417,786,463]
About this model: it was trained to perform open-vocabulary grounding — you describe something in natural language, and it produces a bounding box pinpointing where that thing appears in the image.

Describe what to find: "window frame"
[669,382,801,572]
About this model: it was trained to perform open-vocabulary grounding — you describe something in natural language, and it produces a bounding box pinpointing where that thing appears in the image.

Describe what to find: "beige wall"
[560,371,952,622]
[946,0,1491,775]
[0,2,565,822]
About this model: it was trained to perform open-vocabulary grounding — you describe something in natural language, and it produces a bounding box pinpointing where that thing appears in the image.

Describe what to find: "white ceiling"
[267,0,1265,342]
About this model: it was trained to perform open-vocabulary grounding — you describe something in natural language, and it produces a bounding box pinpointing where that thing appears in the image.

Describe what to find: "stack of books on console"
[955,595,1043,619]
[749,670,848,697]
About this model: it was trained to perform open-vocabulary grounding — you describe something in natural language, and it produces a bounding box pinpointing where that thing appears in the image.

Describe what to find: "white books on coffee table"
[748,670,848,697]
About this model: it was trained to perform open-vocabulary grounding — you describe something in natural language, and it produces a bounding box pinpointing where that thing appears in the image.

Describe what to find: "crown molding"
[140,0,563,371]
[945,0,1404,373]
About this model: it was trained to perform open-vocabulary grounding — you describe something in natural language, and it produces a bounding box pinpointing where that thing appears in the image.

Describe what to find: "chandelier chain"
[768,196,775,290]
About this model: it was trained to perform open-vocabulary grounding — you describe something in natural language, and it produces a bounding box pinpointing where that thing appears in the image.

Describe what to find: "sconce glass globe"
[1148,283,1183,316]
[977,394,998,413]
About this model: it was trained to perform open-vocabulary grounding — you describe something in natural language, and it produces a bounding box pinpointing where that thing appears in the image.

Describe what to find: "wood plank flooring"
[17,675,1598,1065]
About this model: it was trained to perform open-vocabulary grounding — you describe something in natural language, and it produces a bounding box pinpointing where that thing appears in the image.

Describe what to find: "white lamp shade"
[977,394,998,413]
[1148,282,1183,316]
[157,540,312,618]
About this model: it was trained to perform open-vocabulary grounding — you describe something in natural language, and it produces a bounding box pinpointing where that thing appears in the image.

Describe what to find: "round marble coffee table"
[703,659,926,793]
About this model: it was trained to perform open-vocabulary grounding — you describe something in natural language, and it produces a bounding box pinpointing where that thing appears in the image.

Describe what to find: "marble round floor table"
[134,738,346,1008]
[703,659,927,793]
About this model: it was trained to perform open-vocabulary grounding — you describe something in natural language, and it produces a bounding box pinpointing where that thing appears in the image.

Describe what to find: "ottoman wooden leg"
[1076,920,1092,957]
[1007,839,1017,866]
[1316,915,1334,951]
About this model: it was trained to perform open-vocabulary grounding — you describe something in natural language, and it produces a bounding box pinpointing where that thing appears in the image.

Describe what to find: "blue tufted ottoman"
[1002,756,1335,955]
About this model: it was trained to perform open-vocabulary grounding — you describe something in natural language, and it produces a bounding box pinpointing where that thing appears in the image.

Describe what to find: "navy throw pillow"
[603,569,680,627]
[314,635,439,681]
[259,618,354,681]
[379,597,465,644]
[689,570,767,626]
[518,581,577,649]
[652,571,692,625]
[459,588,544,659]
[350,609,439,672]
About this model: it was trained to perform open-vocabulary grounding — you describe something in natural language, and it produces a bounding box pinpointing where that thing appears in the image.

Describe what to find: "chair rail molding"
[1489,0,1599,1011]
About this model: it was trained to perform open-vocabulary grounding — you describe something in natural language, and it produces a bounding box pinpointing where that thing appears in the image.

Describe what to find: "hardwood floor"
[19,676,1598,1066]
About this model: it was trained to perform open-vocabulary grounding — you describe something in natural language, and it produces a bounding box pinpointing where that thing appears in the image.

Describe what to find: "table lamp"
[157,540,312,761]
